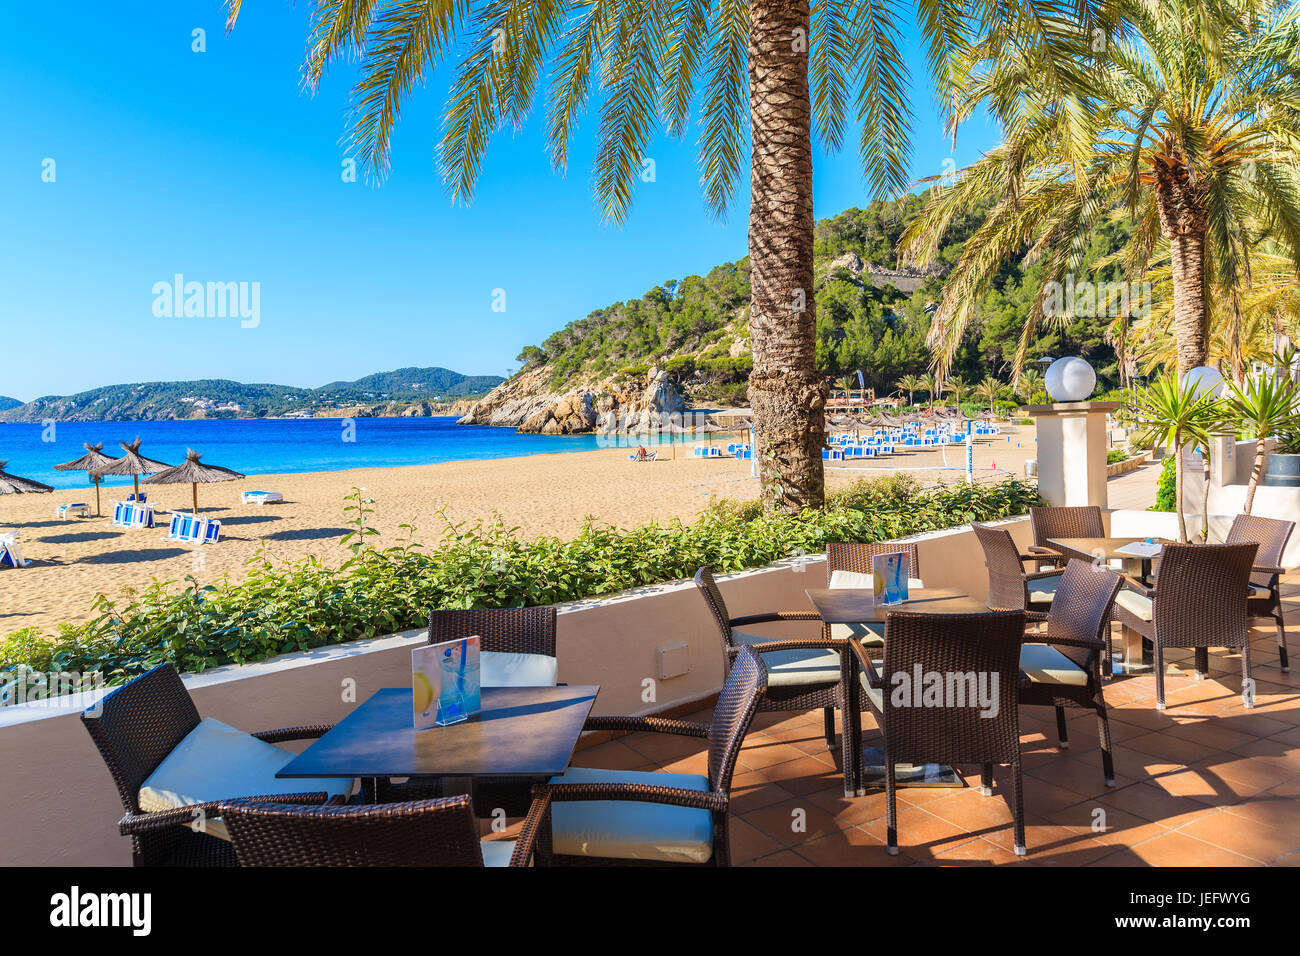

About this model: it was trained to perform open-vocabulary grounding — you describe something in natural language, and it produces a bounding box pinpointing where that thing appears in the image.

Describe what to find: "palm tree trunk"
[1245,438,1266,514]
[1156,157,1209,376]
[747,0,824,511]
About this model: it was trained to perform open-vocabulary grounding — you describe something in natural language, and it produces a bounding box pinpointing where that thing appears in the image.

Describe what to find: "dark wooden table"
[278,685,599,796]
[1048,536,1167,673]
[804,586,987,796]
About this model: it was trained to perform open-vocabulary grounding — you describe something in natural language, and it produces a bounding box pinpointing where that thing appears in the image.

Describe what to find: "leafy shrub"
[1150,455,1175,511]
[0,479,1043,691]
[663,356,697,378]
[1106,448,1129,464]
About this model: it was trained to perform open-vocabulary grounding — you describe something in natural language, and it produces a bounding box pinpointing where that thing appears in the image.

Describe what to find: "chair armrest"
[532,782,728,813]
[1119,574,1154,598]
[1026,546,1061,557]
[1253,565,1285,576]
[510,790,552,867]
[729,610,822,627]
[120,791,331,835]
[583,716,709,738]
[741,637,847,654]
[1024,568,1063,581]
[847,640,884,689]
[1028,632,1107,651]
[252,724,333,744]
[1024,610,1050,623]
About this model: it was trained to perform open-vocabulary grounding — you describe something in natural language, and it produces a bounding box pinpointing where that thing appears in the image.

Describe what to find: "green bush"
[1106,448,1129,464]
[1150,455,1175,511]
[0,478,1043,691]
[663,356,697,378]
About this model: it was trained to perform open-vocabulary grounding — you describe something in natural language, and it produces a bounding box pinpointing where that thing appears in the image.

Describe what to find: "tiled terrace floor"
[537,577,1300,866]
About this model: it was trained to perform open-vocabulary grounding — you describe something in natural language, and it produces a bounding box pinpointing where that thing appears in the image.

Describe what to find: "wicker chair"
[1018,559,1123,785]
[851,610,1028,855]
[973,522,1062,612]
[1224,514,1294,672]
[826,540,921,583]
[80,663,336,867]
[695,566,863,770]
[1028,506,1105,568]
[1111,542,1258,709]
[218,793,546,866]
[375,606,559,811]
[528,644,770,866]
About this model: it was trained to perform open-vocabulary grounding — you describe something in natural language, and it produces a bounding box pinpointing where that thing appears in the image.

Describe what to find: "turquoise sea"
[0,417,679,491]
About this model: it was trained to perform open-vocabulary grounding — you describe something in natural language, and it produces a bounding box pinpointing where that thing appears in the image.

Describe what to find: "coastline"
[0,426,1036,634]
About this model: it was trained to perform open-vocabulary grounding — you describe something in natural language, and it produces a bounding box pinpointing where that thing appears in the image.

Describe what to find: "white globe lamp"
[1183,365,1224,398]
[1044,356,1096,403]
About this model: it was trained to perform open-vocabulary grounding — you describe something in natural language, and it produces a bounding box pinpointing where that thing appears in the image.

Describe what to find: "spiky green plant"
[1221,372,1300,514]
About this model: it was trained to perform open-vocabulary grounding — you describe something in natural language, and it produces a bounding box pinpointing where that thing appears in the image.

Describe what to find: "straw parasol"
[0,461,54,496]
[92,438,172,502]
[698,419,732,446]
[143,448,245,514]
[53,442,120,516]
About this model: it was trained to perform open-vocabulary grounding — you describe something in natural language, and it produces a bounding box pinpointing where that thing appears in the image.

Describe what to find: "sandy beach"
[0,423,1041,634]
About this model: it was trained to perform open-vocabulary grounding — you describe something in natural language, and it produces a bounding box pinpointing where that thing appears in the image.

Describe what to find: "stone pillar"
[1027,401,1120,508]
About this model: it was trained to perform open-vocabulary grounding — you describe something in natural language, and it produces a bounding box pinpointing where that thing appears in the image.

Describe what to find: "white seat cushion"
[480,651,558,687]
[1020,643,1089,686]
[1029,574,1063,605]
[137,717,353,841]
[479,839,519,867]
[548,767,713,863]
[1113,589,1153,621]
[828,569,924,591]
[826,568,922,646]
[857,670,885,711]
[731,630,841,686]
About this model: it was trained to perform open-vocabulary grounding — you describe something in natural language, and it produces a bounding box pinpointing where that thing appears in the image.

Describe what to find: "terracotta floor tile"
[792,825,907,867]
[860,806,982,857]
[1126,830,1260,867]
[1176,809,1300,864]
[740,795,855,846]
[726,817,787,864]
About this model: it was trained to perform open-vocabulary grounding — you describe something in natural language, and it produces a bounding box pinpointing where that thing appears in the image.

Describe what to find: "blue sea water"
[0,417,678,490]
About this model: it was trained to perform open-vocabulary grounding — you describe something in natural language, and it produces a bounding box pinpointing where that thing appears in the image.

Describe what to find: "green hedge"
[0,476,1042,689]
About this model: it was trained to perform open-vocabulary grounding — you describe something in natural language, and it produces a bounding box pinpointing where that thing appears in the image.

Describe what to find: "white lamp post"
[1027,356,1116,508]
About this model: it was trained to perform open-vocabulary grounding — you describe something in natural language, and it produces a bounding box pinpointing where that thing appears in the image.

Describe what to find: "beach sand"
[0,423,1042,634]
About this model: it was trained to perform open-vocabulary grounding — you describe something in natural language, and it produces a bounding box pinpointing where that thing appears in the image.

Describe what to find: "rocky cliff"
[457,366,688,434]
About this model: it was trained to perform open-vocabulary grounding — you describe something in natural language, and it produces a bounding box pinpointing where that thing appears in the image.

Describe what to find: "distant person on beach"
[634,445,648,461]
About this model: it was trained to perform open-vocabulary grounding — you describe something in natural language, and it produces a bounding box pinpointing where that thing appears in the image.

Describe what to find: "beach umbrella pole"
[193,482,198,515]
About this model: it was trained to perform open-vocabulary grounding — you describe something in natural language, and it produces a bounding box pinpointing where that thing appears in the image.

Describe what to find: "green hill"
[511,191,1129,404]
[0,397,21,412]
[0,367,505,423]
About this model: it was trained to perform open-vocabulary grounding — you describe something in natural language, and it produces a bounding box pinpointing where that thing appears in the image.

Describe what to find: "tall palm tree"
[918,372,939,407]
[973,375,1006,410]
[228,0,1111,511]
[1016,368,1046,404]
[943,375,969,407]
[903,0,1300,383]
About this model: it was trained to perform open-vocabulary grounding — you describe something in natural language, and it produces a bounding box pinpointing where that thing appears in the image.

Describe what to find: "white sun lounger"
[242,491,284,505]
[56,503,91,520]
[0,535,27,569]
[163,513,222,544]
[627,452,658,462]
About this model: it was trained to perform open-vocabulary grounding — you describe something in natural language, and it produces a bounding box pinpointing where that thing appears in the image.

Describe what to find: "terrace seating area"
[12,468,1300,868]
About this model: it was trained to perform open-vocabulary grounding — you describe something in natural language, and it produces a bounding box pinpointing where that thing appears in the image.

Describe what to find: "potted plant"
[1221,374,1300,508]
[1128,374,1219,542]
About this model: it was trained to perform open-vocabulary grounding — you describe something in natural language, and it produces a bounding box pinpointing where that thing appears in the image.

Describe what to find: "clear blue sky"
[0,1,999,402]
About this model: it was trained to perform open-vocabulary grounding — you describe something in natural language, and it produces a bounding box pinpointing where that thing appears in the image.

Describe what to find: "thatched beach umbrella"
[53,442,119,516]
[698,419,731,446]
[144,448,244,514]
[0,461,54,496]
[92,438,171,502]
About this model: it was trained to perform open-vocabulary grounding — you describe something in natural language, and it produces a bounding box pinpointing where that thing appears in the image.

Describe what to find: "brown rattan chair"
[1018,559,1123,785]
[80,663,336,866]
[1225,513,1294,672]
[219,793,547,866]
[1111,542,1259,709]
[825,540,923,647]
[1028,505,1105,568]
[528,643,770,866]
[695,566,863,769]
[973,521,1062,612]
[851,610,1028,855]
[375,606,559,810]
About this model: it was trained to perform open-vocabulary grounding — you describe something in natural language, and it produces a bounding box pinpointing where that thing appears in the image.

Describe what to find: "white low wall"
[0,516,1032,866]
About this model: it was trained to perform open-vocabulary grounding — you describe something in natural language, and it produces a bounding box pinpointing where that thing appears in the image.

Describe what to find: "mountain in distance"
[0,367,505,423]
[0,397,21,412]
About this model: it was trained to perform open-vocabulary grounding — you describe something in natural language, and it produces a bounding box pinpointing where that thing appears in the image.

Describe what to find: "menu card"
[874,552,911,606]
[412,635,482,729]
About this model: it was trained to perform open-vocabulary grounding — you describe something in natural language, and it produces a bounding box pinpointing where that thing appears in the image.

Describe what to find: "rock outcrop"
[457,366,688,434]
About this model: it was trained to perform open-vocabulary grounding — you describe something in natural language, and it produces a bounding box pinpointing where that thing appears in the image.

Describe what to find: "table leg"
[840,645,860,796]
[1120,623,1154,674]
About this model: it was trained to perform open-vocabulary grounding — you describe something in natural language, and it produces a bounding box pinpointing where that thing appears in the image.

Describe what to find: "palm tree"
[896,373,924,408]
[903,0,1300,383]
[1221,373,1300,514]
[943,376,969,407]
[1128,374,1219,542]
[1016,368,1046,405]
[973,375,1006,410]
[918,372,939,407]
[229,0,1111,511]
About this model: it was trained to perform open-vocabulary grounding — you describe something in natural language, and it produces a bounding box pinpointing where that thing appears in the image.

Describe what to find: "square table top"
[804,586,986,624]
[277,684,599,780]
[1048,537,1167,561]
